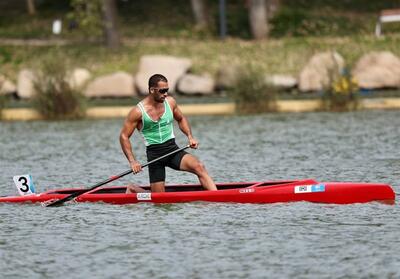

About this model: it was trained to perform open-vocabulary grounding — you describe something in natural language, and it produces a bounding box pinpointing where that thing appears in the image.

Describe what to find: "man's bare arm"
[119,107,143,173]
[169,97,198,148]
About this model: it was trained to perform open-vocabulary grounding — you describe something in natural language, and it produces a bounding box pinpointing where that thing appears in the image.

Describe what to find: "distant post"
[219,0,227,39]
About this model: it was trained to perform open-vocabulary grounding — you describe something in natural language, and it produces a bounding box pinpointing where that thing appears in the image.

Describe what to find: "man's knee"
[192,161,207,175]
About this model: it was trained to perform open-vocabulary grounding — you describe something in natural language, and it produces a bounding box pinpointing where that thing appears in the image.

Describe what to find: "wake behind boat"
[0,179,395,205]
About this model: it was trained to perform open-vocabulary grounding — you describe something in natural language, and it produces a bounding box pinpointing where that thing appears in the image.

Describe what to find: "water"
[0,111,399,278]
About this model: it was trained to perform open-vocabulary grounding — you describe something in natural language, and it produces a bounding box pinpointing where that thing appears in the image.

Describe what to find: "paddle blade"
[44,145,189,207]
[45,190,84,207]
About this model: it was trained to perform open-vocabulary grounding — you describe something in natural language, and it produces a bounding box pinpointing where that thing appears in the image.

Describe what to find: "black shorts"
[146,139,188,183]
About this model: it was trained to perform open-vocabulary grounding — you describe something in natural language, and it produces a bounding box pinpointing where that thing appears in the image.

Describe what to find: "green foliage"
[0,78,7,119]
[322,70,359,112]
[68,0,103,38]
[270,0,400,37]
[282,0,399,13]
[2,0,400,39]
[270,7,364,37]
[0,48,12,64]
[0,95,5,120]
[32,53,86,120]
[228,64,278,114]
[215,1,251,39]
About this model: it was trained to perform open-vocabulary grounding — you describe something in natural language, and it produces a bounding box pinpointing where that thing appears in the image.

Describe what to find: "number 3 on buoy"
[13,175,36,196]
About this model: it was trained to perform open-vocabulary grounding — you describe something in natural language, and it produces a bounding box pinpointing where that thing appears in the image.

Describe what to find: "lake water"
[0,111,399,278]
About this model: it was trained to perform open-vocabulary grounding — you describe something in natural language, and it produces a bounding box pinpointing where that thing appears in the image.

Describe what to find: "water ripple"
[1,111,400,278]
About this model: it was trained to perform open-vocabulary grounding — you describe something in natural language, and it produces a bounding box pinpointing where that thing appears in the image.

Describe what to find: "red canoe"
[0,179,395,205]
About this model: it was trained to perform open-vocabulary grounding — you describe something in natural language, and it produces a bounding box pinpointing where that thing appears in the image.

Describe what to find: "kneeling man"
[120,74,217,193]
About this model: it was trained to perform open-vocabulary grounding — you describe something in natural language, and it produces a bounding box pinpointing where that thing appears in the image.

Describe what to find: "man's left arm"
[169,97,198,148]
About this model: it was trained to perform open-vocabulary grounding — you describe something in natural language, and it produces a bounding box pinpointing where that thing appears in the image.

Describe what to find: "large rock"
[17,69,36,99]
[67,68,92,90]
[265,74,297,88]
[85,71,136,98]
[135,55,192,94]
[0,75,16,95]
[177,74,215,95]
[352,51,400,89]
[298,52,345,92]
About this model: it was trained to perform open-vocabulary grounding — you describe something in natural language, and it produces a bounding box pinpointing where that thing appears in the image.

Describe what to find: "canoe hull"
[0,180,395,205]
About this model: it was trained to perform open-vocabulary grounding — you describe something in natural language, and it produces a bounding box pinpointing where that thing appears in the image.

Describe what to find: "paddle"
[45,145,190,207]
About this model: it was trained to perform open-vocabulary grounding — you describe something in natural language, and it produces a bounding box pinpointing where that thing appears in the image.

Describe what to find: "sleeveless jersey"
[137,100,175,146]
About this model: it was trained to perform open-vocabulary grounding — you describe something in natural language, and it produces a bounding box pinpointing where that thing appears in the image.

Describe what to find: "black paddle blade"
[45,191,84,207]
[44,145,190,207]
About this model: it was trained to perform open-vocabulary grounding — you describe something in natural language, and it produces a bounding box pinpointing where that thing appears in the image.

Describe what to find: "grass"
[2,35,400,83]
[1,0,400,84]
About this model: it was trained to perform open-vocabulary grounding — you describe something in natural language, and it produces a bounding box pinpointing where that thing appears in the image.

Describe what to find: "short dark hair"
[148,74,168,89]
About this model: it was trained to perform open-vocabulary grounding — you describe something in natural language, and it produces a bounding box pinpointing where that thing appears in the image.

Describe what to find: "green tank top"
[137,100,175,146]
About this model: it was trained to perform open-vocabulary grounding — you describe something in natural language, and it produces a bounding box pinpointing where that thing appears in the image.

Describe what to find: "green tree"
[69,0,120,48]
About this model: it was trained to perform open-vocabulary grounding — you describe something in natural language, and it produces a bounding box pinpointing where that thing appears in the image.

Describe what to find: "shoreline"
[2,98,400,121]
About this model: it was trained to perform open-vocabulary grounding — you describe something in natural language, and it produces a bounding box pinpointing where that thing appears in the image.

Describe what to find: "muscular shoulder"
[127,105,142,122]
[166,96,177,109]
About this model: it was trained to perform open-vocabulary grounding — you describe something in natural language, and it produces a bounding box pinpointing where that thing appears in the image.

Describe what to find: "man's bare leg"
[126,184,148,194]
[150,181,166,192]
[180,154,217,191]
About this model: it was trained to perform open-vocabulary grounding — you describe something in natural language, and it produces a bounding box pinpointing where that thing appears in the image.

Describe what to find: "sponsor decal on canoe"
[239,188,255,193]
[294,184,325,194]
[137,193,152,201]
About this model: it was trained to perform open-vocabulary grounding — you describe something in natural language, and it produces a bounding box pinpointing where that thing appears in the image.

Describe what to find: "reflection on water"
[0,110,400,278]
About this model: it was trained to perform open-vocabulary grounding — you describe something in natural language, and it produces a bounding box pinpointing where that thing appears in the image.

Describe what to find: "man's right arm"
[119,107,142,174]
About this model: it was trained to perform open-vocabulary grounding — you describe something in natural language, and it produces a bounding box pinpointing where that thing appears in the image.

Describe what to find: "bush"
[32,55,86,120]
[228,65,278,114]
[322,70,359,112]
[0,95,5,120]
[270,7,361,37]
[0,79,5,120]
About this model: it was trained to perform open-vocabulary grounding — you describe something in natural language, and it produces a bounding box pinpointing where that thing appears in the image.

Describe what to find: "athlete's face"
[150,81,169,103]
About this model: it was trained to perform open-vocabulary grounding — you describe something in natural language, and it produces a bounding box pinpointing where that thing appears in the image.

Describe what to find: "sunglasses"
[157,88,169,94]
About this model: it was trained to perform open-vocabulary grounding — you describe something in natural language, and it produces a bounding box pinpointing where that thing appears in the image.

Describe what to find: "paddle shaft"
[45,145,190,207]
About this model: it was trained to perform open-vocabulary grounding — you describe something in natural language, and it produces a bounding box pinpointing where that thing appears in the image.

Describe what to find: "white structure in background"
[375,9,400,37]
[52,19,62,35]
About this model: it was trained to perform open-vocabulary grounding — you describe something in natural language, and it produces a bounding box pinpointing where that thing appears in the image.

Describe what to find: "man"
[120,74,218,193]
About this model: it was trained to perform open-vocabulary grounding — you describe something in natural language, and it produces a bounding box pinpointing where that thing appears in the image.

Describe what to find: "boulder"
[17,69,36,99]
[177,74,215,95]
[84,71,136,98]
[265,74,297,88]
[298,52,345,92]
[67,68,92,90]
[352,51,400,89]
[0,75,16,95]
[135,55,192,94]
